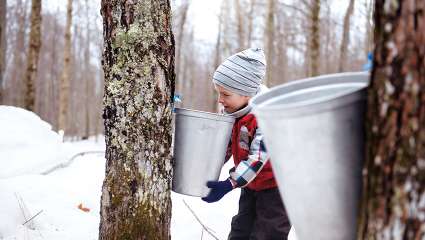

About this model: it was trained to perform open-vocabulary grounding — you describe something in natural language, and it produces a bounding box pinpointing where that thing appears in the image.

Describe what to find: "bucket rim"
[174,107,235,123]
[250,72,370,115]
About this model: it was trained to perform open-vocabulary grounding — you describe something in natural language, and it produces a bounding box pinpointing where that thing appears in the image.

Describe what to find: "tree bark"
[264,0,275,86]
[175,0,189,96]
[7,0,28,107]
[99,0,175,239]
[275,11,288,85]
[338,0,355,72]
[58,0,73,133]
[309,0,320,77]
[83,0,91,139]
[49,11,59,129]
[322,1,333,74]
[246,0,255,48]
[364,0,374,57]
[220,0,232,58]
[212,2,225,112]
[358,0,425,239]
[0,0,6,104]
[23,0,42,111]
[234,0,245,50]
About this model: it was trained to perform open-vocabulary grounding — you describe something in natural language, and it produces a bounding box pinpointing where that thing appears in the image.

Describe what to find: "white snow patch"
[0,106,297,239]
[0,106,63,178]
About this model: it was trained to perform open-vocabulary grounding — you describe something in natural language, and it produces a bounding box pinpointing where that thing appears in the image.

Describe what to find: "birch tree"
[23,0,42,111]
[358,0,425,239]
[99,0,175,239]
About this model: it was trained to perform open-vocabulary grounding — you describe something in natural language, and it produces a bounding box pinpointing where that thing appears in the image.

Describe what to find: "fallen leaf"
[77,203,90,212]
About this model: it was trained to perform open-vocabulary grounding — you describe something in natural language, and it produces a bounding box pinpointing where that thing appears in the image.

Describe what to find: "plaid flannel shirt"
[225,113,277,191]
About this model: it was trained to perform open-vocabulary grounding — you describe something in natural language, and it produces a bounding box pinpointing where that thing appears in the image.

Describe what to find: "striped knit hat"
[213,48,266,96]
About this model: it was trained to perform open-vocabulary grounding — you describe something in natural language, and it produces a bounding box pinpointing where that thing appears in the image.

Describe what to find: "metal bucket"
[172,108,235,197]
[250,72,369,240]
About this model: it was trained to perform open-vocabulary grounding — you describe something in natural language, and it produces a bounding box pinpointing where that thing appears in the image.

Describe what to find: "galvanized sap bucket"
[172,108,235,197]
[250,72,369,240]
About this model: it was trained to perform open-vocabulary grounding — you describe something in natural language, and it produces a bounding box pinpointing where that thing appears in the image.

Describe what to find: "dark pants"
[228,187,291,240]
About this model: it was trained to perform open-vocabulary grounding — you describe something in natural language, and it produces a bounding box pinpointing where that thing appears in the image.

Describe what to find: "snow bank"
[0,152,105,239]
[0,106,64,178]
[0,106,296,239]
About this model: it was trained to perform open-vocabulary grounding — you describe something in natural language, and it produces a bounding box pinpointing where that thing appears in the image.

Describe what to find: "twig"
[182,199,220,240]
[23,210,43,226]
[15,193,29,222]
[41,150,105,175]
[14,193,44,238]
[279,2,309,17]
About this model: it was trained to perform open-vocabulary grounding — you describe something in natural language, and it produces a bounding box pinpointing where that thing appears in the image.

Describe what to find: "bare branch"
[15,193,29,222]
[23,210,43,226]
[278,1,309,17]
[182,200,220,240]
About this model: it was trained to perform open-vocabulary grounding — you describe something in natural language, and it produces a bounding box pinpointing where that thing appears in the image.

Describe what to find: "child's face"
[215,84,251,113]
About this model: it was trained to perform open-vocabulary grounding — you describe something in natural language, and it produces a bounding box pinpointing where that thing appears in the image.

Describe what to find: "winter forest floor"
[0,106,296,240]
[0,106,241,240]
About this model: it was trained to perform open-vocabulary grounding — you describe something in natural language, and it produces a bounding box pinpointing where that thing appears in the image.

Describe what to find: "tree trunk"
[264,0,275,86]
[358,0,425,239]
[212,2,225,112]
[234,0,245,50]
[0,0,6,104]
[175,0,189,96]
[8,0,28,107]
[220,0,232,58]
[322,2,332,74]
[275,15,287,85]
[83,0,91,139]
[309,0,320,77]
[49,11,59,129]
[58,0,73,133]
[364,0,374,57]
[338,0,355,72]
[246,0,255,48]
[23,0,42,111]
[99,0,175,239]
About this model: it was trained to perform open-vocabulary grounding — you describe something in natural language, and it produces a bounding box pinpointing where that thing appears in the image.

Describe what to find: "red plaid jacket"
[226,112,277,191]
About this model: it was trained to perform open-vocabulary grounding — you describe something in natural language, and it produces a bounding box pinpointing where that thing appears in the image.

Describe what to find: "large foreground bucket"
[250,72,369,240]
[172,108,235,197]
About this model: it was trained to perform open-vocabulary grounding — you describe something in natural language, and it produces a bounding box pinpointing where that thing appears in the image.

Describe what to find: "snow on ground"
[0,106,62,178]
[171,163,240,240]
[0,106,104,179]
[0,106,295,240]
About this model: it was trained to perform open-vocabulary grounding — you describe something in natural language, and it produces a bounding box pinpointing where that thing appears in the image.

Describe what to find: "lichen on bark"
[99,0,175,239]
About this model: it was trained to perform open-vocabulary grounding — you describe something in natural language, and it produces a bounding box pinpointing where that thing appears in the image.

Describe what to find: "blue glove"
[201,179,234,203]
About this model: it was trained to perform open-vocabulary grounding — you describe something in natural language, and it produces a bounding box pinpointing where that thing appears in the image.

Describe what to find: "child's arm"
[229,127,268,188]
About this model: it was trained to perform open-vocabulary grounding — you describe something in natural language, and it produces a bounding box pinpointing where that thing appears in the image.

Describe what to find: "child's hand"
[201,179,234,203]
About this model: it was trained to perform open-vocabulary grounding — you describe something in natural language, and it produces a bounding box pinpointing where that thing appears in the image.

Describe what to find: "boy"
[202,48,291,239]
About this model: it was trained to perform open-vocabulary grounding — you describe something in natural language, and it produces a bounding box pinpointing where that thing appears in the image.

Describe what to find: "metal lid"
[251,72,369,117]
